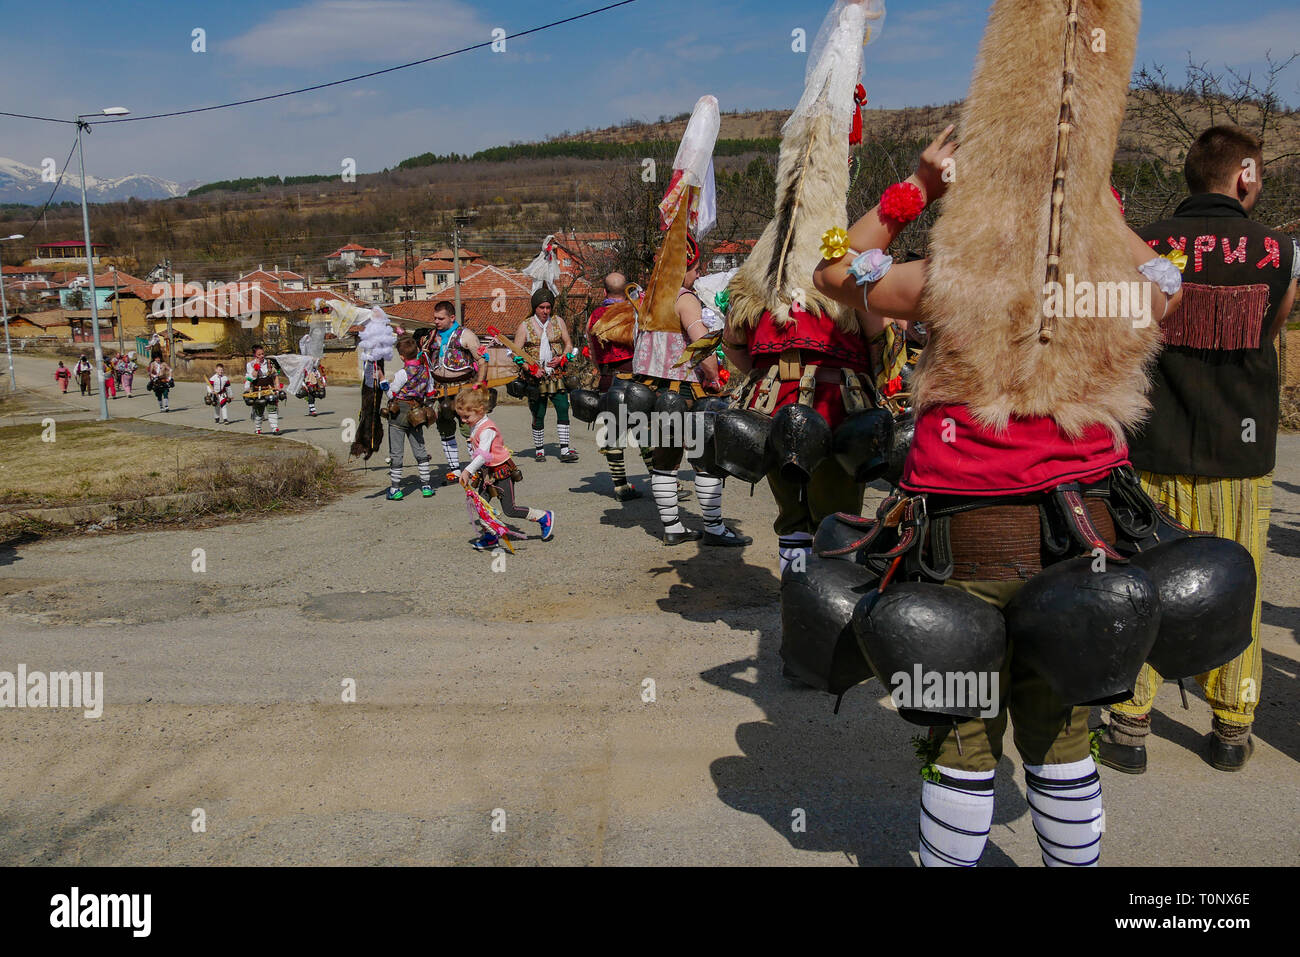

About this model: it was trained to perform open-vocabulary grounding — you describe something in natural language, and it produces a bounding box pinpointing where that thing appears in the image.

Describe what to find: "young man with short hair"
[1101,125,1300,773]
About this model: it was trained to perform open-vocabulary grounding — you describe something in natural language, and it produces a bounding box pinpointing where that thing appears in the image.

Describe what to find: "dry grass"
[0,421,352,512]
[1282,386,1300,432]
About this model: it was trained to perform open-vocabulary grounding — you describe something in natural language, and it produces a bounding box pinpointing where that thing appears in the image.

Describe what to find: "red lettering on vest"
[1221,236,1248,264]
[1256,237,1280,269]
[1146,238,1160,249]
[1193,235,1216,273]
[1167,236,1187,252]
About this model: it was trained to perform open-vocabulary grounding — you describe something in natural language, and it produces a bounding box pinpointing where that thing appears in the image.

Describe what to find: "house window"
[267,322,279,342]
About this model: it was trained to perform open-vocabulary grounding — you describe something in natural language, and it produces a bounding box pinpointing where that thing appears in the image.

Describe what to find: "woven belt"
[928,500,1117,581]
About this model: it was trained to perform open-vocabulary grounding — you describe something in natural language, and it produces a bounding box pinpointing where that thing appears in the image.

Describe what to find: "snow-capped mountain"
[0,157,200,204]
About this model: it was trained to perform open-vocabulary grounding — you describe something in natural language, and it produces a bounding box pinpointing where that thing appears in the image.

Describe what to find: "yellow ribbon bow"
[1162,248,1188,272]
[820,227,851,262]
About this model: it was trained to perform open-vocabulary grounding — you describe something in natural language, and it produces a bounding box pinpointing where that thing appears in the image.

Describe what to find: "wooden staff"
[1040,0,1081,344]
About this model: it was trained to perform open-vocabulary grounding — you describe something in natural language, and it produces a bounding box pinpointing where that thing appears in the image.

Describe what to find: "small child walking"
[382,335,434,500]
[54,361,71,393]
[454,386,554,550]
[208,363,232,424]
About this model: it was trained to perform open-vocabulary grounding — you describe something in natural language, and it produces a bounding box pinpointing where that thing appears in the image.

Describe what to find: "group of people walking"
[54,352,136,397]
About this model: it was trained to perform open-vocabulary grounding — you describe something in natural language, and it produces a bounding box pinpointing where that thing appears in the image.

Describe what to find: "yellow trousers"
[1109,471,1273,728]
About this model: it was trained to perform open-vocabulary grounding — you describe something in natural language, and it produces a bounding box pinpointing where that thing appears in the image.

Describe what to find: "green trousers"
[929,578,1091,773]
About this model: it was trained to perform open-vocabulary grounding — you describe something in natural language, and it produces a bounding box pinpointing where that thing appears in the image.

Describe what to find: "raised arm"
[814,125,956,320]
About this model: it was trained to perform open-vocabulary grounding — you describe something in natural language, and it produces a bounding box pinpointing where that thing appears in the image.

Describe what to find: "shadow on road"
[0,532,40,568]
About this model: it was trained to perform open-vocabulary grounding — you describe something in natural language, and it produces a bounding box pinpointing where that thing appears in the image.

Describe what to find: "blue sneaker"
[538,510,555,541]
[386,486,404,501]
[472,532,500,551]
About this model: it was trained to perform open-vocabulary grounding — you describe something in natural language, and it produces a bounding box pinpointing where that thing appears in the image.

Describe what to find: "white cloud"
[224,0,489,66]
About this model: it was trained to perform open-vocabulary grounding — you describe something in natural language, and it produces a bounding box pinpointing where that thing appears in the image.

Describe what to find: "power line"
[2,1,639,128]
[19,136,81,236]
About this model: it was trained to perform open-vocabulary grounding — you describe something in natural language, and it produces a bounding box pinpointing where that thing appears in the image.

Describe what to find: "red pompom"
[717,368,731,385]
[880,182,925,224]
[581,346,590,358]
[883,376,903,397]
[527,363,540,376]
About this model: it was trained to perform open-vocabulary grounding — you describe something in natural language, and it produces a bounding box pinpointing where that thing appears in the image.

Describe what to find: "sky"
[0,0,1297,187]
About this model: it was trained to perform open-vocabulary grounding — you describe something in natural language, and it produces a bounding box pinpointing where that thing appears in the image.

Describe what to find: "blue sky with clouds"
[1,0,1297,185]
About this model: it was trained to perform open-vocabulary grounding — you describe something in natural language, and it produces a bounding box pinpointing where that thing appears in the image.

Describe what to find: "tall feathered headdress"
[637,94,721,335]
[727,0,883,333]
[914,0,1160,441]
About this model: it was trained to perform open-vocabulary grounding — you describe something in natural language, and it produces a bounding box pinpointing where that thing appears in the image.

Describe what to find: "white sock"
[557,423,571,453]
[268,409,279,430]
[532,429,545,453]
[308,402,316,413]
[919,766,995,867]
[1024,757,1102,867]
[695,473,724,533]
[417,459,431,484]
[526,507,545,522]
[442,440,461,469]
[778,533,813,575]
[652,469,683,533]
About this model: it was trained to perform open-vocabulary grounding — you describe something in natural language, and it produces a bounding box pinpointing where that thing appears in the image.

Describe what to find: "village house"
[345,262,405,302]
[707,239,757,272]
[238,266,307,290]
[127,281,367,357]
[326,243,391,274]
[32,240,106,264]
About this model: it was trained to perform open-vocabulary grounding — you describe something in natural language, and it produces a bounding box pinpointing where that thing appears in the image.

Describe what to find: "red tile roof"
[346,263,405,280]
[238,268,305,286]
[424,248,481,262]
[709,239,758,255]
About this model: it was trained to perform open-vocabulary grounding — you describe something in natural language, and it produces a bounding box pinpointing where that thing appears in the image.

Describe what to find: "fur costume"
[913,0,1158,441]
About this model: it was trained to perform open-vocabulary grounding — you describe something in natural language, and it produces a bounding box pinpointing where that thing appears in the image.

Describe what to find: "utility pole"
[163,258,175,365]
[452,218,465,322]
[110,265,124,352]
[403,229,415,304]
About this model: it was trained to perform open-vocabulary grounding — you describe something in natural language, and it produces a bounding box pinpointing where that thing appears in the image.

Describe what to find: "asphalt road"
[1,354,1297,865]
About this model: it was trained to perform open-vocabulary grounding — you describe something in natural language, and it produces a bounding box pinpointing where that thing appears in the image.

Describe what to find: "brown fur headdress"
[913,0,1160,441]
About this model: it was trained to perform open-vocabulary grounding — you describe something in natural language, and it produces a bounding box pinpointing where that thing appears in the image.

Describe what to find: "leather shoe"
[1096,731,1147,775]
[1206,733,1254,772]
[703,527,752,547]
[663,529,703,546]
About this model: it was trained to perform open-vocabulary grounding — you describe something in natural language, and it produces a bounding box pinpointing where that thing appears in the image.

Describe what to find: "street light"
[1,233,24,392]
[76,106,129,420]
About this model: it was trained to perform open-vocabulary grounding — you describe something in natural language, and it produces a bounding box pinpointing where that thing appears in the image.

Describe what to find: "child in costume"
[454,386,554,550]
[381,335,434,500]
[101,356,116,399]
[54,361,70,393]
[147,353,173,412]
[207,364,232,424]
